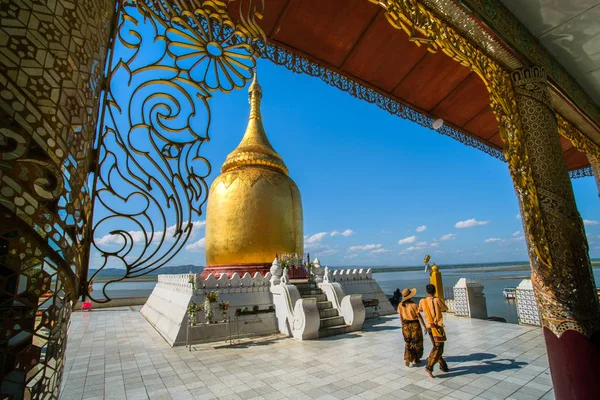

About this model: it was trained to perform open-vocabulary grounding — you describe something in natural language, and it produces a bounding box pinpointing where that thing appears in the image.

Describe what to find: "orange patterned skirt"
[401,319,424,363]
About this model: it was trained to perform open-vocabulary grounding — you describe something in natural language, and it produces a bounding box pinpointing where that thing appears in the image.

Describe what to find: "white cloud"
[584,220,599,226]
[315,248,339,257]
[512,231,521,237]
[484,238,502,243]
[371,248,389,254]
[516,214,522,220]
[399,241,429,255]
[430,242,440,248]
[95,220,206,246]
[440,233,456,241]
[399,246,419,255]
[416,225,427,232]
[349,244,382,252]
[306,232,328,244]
[331,229,355,237]
[455,218,489,229]
[380,229,392,234]
[185,237,205,252]
[344,254,358,259]
[398,236,417,245]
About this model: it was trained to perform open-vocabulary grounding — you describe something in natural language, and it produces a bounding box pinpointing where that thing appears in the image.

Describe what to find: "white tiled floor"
[60,308,554,400]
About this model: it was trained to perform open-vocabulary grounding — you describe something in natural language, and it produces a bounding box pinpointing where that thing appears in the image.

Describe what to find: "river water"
[92,266,600,324]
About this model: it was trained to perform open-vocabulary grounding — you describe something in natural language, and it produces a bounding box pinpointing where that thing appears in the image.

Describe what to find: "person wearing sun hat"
[398,287,425,367]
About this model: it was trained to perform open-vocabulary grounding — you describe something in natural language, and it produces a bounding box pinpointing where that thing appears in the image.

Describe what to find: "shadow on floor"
[444,353,497,363]
[365,325,401,332]
[212,335,284,349]
[363,318,401,332]
[440,358,527,377]
[320,332,363,341]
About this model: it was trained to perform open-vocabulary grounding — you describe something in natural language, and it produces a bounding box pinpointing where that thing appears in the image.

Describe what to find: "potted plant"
[187,301,201,325]
[188,272,196,290]
[218,301,229,321]
[280,259,289,270]
[203,291,219,323]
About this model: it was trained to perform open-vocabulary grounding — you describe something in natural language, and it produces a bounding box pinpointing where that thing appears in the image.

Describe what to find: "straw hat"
[401,288,417,303]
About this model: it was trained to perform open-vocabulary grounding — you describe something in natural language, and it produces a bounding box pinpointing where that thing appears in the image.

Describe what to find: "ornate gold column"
[370,1,600,397]
[511,66,600,398]
[0,0,115,398]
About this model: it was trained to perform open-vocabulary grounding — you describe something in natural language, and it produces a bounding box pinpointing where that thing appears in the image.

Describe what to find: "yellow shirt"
[397,301,419,321]
[419,297,448,327]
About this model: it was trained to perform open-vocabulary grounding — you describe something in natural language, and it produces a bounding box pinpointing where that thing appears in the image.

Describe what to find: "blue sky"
[91,58,600,269]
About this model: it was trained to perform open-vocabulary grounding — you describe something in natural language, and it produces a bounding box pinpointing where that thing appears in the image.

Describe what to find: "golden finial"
[248,72,262,120]
[220,70,289,175]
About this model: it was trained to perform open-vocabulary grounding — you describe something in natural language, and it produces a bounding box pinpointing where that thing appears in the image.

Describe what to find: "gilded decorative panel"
[0,0,115,398]
[89,0,266,301]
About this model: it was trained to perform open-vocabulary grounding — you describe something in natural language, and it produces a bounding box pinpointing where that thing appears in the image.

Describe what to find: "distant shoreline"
[91,261,600,282]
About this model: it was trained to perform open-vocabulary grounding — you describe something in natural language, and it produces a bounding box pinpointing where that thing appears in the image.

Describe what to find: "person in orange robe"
[419,284,449,378]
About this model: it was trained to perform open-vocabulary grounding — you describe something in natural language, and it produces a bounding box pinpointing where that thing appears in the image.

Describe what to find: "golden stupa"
[202,74,304,278]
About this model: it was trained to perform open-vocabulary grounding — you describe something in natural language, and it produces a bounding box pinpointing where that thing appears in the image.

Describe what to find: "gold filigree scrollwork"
[89,0,265,301]
[371,1,600,337]
[372,0,551,269]
[556,113,600,164]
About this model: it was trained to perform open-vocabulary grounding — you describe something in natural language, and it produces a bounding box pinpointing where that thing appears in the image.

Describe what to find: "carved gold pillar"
[511,66,600,399]
[0,0,115,398]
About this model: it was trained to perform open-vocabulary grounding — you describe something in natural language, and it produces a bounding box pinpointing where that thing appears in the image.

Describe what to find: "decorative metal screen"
[88,0,266,301]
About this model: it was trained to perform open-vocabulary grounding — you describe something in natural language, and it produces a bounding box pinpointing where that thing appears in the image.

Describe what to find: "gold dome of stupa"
[202,74,304,278]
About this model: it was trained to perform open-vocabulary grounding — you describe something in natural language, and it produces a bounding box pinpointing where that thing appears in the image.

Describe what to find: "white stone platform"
[60,308,554,400]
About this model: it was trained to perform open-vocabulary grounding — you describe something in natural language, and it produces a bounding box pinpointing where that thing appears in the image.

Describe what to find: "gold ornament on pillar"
[374,0,599,338]
[556,113,600,163]
[511,66,600,337]
[372,0,551,272]
[203,73,304,278]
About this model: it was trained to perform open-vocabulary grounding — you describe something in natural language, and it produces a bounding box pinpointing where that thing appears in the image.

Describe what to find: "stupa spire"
[221,71,288,175]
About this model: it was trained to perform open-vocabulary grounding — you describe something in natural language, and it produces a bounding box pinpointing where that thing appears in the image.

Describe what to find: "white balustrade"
[157,271,272,293]
[330,268,373,283]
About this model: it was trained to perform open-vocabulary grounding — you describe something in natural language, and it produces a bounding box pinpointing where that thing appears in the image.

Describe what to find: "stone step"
[316,301,332,310]
[318,308,339,319]
[319,315,345,328]
[298,288,323,296]
[294,282,317,290]
[318,324,350,338]
[301,293,327,302]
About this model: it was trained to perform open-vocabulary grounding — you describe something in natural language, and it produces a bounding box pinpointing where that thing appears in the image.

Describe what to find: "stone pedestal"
[453,278,488,319]
[515,279,541,326]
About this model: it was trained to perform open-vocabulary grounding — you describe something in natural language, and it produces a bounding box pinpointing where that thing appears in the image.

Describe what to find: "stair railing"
[319,267,365,330]
[269,258,320,340]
